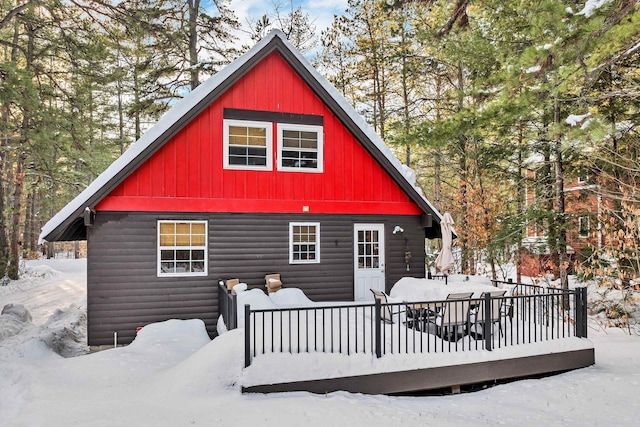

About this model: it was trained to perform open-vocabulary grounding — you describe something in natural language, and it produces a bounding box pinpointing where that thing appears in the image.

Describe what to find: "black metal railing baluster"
[244,304,251,368]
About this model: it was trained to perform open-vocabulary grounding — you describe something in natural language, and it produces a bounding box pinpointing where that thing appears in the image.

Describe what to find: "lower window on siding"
[158,221,207,276]
[290,222,320,264]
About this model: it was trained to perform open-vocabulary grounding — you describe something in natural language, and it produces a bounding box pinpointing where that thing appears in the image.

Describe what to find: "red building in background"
[522,158,601,277]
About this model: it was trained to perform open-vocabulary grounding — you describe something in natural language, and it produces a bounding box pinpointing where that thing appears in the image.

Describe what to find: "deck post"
[374,298,382,358]
[575,287,588,338]
[574,290,582,338]
[230,292,238,330]
[581,287,588,338]
[244,304,251,368]
[484,293,492,351]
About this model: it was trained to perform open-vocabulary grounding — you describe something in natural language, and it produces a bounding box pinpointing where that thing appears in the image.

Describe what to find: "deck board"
[242,348,595,395]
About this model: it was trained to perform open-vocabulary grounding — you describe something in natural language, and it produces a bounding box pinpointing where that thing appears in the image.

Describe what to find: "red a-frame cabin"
[40,30,444,346]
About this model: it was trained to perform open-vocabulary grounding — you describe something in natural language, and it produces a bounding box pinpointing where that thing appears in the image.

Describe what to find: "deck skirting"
[242,348,595,395]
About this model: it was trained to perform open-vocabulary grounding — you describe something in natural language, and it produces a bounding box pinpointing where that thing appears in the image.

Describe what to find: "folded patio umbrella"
[435,212,455,274]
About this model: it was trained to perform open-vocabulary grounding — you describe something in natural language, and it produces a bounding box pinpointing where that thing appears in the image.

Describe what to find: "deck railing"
[218,282,237,330]
[239,285,588,368]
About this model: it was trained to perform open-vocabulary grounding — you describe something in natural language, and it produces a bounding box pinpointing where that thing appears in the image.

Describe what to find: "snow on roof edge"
[40,30,442,243]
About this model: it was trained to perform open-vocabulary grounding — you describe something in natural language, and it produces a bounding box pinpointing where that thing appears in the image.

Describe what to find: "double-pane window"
[278,124,323,172]
[224,120,272,170]
[158,221,207,276]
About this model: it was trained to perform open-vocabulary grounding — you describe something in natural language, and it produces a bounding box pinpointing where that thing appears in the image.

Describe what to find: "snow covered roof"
[40,30,443,243]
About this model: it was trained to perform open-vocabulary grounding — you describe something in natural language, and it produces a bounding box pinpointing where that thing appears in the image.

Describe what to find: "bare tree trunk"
[433,75,442,207]
[133,59,141,141]
[8,16,34,279]
[23,188,33,256]
[188,0,200,90]
[8,150,27,279]
[554,98,569,305]
[30,188,37,252]
[400,22,411,167]
[456,62,472,274]
[0,17,22,276]
[117,46,125,154]
[0,106,9,276]
[516,123,524,284]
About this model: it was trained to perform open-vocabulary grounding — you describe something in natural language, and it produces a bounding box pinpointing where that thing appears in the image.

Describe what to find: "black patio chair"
[370,289,403,324]
[426,292,473,341]
[469,290,507,339]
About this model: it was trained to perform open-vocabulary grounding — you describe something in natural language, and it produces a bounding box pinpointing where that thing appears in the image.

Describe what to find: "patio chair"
[226,278,240,294]
[265,273,283,293]
[370,289,403,324]
[427,292,473,341]
[500,285,517,324]
[469,290,507,339]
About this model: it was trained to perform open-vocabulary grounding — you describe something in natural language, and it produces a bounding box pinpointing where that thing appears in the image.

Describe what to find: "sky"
[227,0,349,47]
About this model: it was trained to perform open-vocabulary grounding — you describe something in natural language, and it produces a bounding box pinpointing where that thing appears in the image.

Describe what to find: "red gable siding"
[96,52,422,215]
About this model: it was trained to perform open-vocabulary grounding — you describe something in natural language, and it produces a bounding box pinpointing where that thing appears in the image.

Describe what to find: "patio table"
[389,277,498,303]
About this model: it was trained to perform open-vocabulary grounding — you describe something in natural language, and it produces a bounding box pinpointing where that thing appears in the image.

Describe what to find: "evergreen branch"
[435,0,469,38]
[0,39,27,56]
[0,0,38,31]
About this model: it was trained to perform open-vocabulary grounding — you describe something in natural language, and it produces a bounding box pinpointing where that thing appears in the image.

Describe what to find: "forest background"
[0,1,638,299]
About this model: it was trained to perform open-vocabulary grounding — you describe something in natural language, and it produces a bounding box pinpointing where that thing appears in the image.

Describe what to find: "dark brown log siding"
[87,212,427,346]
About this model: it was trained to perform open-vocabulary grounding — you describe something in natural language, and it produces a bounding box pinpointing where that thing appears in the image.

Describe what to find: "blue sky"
[228,0,349,46]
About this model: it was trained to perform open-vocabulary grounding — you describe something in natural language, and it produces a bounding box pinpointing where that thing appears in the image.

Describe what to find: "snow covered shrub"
[588,279,640,334]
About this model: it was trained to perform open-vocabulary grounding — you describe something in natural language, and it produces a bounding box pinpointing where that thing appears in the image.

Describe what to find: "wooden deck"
[243,348,595,395]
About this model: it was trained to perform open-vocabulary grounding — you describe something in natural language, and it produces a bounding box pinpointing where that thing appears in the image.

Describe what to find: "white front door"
[354,224,385,301]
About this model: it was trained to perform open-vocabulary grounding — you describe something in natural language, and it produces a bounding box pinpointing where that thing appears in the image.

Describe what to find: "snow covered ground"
[1,259,639,426]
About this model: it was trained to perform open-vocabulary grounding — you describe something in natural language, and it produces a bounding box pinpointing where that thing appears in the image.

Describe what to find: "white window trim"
[223,119,273,170]
[157,220,208,277]
[578,216,589,239]
[277,123,324,173]
[289,222,320,264]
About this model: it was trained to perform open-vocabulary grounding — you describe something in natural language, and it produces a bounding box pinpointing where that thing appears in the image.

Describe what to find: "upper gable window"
[223,119,272,170]
[277,124,323,172]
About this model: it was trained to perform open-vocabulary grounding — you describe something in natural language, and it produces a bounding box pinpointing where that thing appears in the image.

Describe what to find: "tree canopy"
[1,0,638,287]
